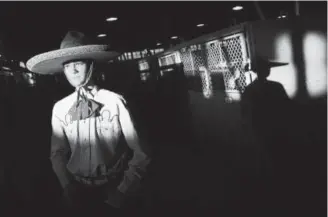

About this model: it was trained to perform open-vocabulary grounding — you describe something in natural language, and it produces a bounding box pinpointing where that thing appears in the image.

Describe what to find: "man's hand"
[104,189,126,208]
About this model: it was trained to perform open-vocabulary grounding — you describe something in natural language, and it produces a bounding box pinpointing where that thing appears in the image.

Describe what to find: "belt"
[74,175,109,186]
[73,151,128,186]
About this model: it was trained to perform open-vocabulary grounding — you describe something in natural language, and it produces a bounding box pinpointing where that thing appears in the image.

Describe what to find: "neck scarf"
[67,62,103,121]
[67,87,103,121]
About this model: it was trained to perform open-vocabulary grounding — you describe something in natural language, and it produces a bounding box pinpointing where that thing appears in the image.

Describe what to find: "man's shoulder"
[52,92,77,116]
[97,89,126,104]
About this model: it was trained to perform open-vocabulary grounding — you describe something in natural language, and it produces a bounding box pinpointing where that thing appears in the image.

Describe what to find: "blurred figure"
[241,57,290,146]
[240,56,292,215]
[26,31,151,216]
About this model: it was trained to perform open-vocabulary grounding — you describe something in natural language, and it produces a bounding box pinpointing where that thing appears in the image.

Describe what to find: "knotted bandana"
[67,87,103,121]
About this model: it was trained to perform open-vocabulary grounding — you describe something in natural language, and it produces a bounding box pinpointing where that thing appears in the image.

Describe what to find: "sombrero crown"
[26,31,119,75]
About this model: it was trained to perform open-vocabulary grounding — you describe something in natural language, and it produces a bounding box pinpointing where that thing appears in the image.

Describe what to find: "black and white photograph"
[0,1,326,217]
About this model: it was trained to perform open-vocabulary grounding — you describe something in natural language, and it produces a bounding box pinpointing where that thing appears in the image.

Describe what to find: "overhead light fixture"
[171,36,178,39]
[106,17,118,22]
[197,23,205,27]
[156,42,162,46]
[97,34,106,37]
[232,6,243,11]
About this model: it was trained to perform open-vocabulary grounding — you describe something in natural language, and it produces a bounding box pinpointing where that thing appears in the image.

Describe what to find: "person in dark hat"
[26,31,151,216]
[240,56,293,213]
[241,56,290,134]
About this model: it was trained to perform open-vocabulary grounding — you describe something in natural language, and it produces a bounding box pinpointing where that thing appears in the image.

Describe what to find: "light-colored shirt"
[50,86,150,193]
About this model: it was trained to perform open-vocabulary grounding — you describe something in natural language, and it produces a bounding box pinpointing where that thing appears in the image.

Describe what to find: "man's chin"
[70,81,84,88]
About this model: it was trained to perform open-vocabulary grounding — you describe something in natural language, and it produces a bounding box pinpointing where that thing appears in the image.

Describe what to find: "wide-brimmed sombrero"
[244,55,289,72]
[26,31,120,75]
[256,56,289,68]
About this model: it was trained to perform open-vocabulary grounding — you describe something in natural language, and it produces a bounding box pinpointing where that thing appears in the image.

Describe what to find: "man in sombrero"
[26,31,151,215]
[240,56,292,211]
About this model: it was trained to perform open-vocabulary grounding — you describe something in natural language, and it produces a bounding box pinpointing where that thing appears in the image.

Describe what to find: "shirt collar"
[77,85,99,99]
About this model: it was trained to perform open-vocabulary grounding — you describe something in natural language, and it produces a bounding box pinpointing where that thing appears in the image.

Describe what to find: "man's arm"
[116,97,151,195]
[50,106,73,189]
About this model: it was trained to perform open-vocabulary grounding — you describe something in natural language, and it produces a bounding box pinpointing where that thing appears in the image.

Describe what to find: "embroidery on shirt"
[99,110,111,123]
[97,110,119,130]
[96,109,121,142]
[63,113,73,127]
[62,108,111,127]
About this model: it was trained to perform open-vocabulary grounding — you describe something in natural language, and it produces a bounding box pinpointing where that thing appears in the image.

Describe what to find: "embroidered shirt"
[50,87,150,193]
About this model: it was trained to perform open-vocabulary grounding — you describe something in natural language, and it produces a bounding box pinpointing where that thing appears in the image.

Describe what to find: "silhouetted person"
[240,56,291,214]
[241,58,290,139]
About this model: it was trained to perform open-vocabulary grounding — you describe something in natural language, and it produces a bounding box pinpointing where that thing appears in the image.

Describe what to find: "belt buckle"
[76,175,108,186]
[84,178,91,185]
[76,176,91,185]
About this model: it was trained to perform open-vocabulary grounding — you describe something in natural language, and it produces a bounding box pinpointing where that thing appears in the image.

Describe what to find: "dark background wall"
[181,17,327,216]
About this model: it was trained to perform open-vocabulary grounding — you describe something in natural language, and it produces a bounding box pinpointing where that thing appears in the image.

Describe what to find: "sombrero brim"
[267,61,289,67]
[26,45,119,75]
[255,56,289,69]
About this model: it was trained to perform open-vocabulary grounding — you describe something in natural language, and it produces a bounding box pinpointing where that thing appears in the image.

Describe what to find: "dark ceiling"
[0,1,326,62]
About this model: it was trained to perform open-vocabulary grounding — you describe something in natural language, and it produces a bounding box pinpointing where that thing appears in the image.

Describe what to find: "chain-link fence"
[154,32,249,94]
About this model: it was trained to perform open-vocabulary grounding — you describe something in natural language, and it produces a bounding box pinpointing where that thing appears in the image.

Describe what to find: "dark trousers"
[63,180,122,217]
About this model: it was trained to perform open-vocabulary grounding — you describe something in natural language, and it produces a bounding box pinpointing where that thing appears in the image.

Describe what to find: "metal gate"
[177,33,249,93]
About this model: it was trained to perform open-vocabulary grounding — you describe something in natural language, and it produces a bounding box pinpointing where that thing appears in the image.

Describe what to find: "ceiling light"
[156,43,162,46]
[97,34,106,37]
[106,17,118,22]
[171,36,178,39]
[281,15,286,18]
[232,6,243,11]
[197,23,205,27]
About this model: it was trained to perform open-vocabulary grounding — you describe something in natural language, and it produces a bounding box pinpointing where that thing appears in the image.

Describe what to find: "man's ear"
[88,60,95,69]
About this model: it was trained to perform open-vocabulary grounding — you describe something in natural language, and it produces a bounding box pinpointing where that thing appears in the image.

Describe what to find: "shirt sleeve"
[50,105,73,189]
[116,97,151,194]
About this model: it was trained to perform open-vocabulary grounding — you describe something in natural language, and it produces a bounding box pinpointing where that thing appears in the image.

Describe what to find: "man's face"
[63,60,89,87]
[257,64,270,80]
